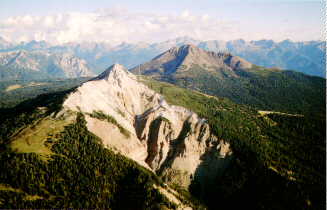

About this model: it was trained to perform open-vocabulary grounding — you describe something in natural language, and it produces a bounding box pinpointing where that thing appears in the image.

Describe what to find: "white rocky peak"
[63,64,232,187]
[63,63,162,135]
[93,63,134,81]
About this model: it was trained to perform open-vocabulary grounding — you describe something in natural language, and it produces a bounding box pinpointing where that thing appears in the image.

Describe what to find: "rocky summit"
[130,44,325,115]
[63,63,232,187]
[130,44,252,76]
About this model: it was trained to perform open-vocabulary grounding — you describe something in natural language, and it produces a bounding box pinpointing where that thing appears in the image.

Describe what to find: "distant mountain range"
[0,50,94,81]
[0,37,325,78]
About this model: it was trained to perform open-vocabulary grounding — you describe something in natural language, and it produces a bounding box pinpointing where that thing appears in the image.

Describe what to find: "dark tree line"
[0,113,175,209]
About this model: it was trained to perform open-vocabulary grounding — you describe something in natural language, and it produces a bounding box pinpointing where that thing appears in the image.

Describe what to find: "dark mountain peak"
[172,44,236,64]
[130,44,252,76]
[183,44,201,54]
[169,44,219,58]
[157,44,198,61]
[183,43,198,49]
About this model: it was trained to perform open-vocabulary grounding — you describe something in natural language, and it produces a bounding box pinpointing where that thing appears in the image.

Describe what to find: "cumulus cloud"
[0,8,242,45]
[0,8,321,45]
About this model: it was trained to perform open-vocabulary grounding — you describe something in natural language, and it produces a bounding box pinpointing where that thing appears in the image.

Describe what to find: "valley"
[0,61,325,209]
[0,1,325,209]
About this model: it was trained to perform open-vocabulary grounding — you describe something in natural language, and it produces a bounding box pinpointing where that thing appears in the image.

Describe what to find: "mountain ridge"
[132,44,253,76]
[0,50,95,80]
[0,37,324,77]
[131,44,325,115]
[62,63,232,186]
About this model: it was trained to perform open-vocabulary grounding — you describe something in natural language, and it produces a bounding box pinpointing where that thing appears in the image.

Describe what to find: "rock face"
[52,53,94,78]
[63,63,232,187]
[130,44,252,76]
[0,50,94,80]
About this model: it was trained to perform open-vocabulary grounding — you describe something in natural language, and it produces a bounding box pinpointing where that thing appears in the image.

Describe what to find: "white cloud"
[43,16,55,27]
[0,8,321,45]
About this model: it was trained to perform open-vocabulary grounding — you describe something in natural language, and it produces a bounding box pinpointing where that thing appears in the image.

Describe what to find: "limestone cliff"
[63,63,232,188]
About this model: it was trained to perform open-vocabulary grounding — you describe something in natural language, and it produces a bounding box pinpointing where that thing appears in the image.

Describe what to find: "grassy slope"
[154,64,325,116]
[9,116,73,161]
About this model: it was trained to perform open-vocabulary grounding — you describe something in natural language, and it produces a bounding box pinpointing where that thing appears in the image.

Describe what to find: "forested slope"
[142,77,326,210]
[0,75,324,209]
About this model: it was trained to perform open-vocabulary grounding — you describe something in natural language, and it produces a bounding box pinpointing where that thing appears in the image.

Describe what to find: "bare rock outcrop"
[63,63,233,188]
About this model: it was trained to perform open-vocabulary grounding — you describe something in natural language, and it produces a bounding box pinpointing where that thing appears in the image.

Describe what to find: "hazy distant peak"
[0,50,94,79]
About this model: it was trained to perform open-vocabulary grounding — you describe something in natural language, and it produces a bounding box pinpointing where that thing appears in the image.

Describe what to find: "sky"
[0,0,325,44]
